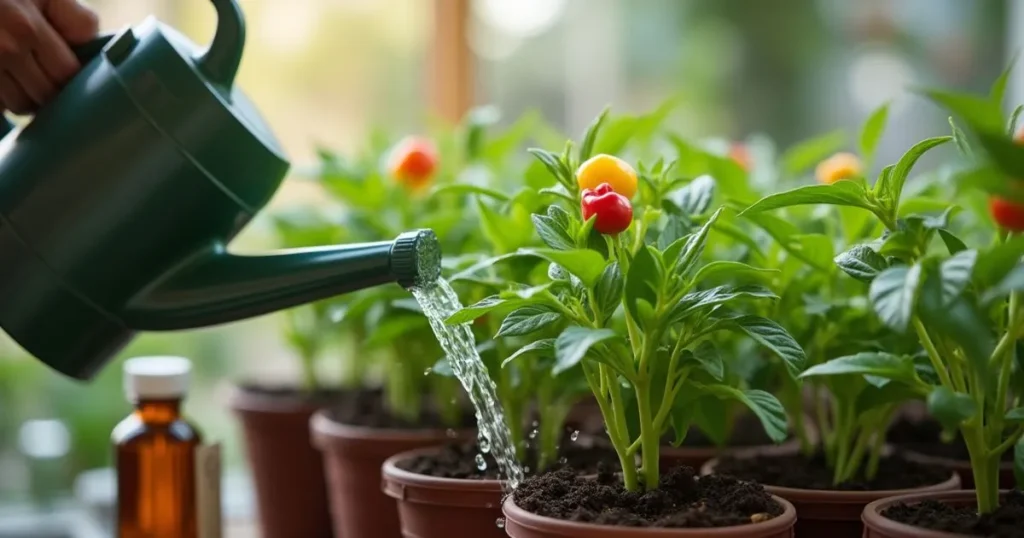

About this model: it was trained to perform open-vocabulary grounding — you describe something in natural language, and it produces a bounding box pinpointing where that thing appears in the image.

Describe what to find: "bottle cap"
[123,356,192,400]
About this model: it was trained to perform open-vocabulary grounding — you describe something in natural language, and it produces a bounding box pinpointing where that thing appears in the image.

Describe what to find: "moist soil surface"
[713,451,950,491]
[881,489,1024,537]
[398,436,620,478]
[513,465,783,528]
[243,385,476,429]
[887,417,1014,462]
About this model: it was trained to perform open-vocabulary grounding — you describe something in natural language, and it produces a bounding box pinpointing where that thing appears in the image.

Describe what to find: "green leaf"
[502,339,555,367]
[691,261,778,285]
[922,90,1004,133]
[668,286,778,324]
[430,183,510,201]
[740,180,873,215]
[880,136,952,204]
[702,386,789,443]
[974,236,1024,290]
[1015,436,1024,489]
[625,245,662,324]
[860,103,890,163]
[991,58,1016,105]
[926,386,977,429]
[673,207,723,276]
[688,341,723,381]
[593,262,624,323]
[869,265,923,332]
[780,129,847,176]
[1005,408,1024,422]
[1009,105,1024,137]
[719,315,806,376]
[495,306,561,337]
[528,148,571,187]
[692,396,730,447]
[949,117,972,158]
[579,107,609,162]
[856,382,922,415]
[517,248,607,288]
[446,296,510,325]
[937,250,977,304]
[939,229,968,255]
[671,175,715,216]
[799,352,918,384]
[669,397,698,447]
[982,265,1024,304]
[553,326,619,374]
[834,245,888,283]
[531,213,575,251]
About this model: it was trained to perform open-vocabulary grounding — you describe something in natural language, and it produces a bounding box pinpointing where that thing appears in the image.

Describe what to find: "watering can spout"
[122,229,441,331]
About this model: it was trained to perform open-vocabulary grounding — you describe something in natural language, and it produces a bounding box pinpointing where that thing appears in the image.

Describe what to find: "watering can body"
[0,1,440,381]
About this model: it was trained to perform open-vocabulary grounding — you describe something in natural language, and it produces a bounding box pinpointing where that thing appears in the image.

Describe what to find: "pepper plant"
[740,67,1024,512]
[447,109,806,491]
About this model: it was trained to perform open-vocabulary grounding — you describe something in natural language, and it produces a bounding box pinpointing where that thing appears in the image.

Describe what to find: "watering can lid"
[101,0,290,211]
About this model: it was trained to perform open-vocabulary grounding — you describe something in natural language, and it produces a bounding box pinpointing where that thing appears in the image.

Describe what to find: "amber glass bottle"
[113,356,202,538]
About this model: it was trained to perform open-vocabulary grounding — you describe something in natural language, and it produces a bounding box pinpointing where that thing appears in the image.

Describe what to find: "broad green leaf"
[692,261,778,285]
[671,175,715,216]
[446,296,511,324]
[1005,407,1024,422]
[579,107,609,162]
[593,262,624,323]
[668,286,778,324]
[937,250,977,304]
[780,129,847,176]
[939,229,968,255]
[740,180,873,215]
[689,341,723,381]
[927,386,977,429]
[430,183,510,201]
[500,284,552,300]
[719,315,806,376]
[669,396,698,447]
[923,90,1003,133]
[860,103,890,163]
[495,306,561,337]
[692,396,730,447]
[991,57,1016,105]
[975,237,1024,289]
[880,136,952,204]
[869,265,923,332]
[673,208,723,276]
[501,338,555,367]
[982,265,1024,304]
[799,352,918,384]
[517,248,607,288]
[553,326,619,374]
[528,148,571,187]
[949,117,972,158]
[834,245,888,283]
[531,213,575,251]
[625,244,661,324]
[855,382,922,415]
[701,386,789,443]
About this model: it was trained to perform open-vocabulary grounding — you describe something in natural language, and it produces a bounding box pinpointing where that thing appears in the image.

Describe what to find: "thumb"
[39,0,99,45]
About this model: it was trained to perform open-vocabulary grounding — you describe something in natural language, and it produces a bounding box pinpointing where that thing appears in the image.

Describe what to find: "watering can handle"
[0,33,116,141]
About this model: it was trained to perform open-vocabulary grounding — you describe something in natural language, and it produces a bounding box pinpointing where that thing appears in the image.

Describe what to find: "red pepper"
[989,196,1024,231]
[581,183,633,235]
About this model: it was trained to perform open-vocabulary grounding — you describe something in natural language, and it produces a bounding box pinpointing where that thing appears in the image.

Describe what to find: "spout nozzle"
[391,229,441,289]
[197,0,246,90]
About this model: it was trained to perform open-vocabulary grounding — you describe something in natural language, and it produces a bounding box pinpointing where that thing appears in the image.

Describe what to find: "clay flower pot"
[311,410,472,538]
[230,386,335,538]
[862,490,1012,537]
[501,492,798,537]
[901,450,1015,490]
[702,452,961,538]
[660,414,818,470]
[382,446,506,538]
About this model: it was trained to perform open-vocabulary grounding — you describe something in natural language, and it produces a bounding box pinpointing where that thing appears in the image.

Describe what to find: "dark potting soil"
[887,417,1015,462]
[713,451,950,491]
[398,436,621,479]
[881,489,1024,537]
[318,387,476,429]
[513,466,783,528]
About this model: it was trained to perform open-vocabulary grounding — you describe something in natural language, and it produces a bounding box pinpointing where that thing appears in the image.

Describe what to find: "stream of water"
[412,277,525,491]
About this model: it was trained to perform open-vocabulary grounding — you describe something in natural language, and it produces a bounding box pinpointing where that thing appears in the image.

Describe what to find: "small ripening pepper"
[815,152,862,185]
[988,133,1024,231]
[581,183,633,235]
[576,154,638,199]
[729,143,752,172]
[387,136,438,189]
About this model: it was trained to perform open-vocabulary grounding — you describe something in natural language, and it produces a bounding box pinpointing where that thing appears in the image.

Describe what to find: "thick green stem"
[866,426,885,479]
[964,425,999,514]
[838,426,871,483]
[636,381,660,490]
[583,362,638,491]
[913,319,955,390]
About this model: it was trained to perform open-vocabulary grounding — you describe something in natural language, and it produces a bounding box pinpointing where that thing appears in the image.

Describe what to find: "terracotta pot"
[311,410,471,538]
[660,414,818,470]
[502,491,798,537]
[382,446,506,538]
[900,449,1015,489]
[862,489,1011,537]
[230,386,334,538]
[702,451,961,538]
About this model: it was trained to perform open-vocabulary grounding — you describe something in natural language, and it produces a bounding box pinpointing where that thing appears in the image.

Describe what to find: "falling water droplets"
[496,517,506,529]
[475,453,488,471]
[445,428,457,439]
[570,430,579,442]
[478,433,492,454]
[423,368,432,376]
[528,429,538,440]
[558,456,568,465]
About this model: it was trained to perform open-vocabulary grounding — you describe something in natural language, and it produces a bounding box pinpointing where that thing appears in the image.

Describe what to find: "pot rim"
[228,384,330,414]
[382,445,506,492]
[900,448,1015,471]
[381,445,506,509]
[309,409,469,446]
[501,491,796,537]
[861,489,1014,538]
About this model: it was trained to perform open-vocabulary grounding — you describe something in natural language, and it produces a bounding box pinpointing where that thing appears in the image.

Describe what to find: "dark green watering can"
[0,0,441,381]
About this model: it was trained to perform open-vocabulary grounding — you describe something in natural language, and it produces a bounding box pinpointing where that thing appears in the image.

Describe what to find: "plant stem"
[913,318,955,390]
[964,425,999,514]
[583,361,638,491]
[635,381,659,490]
[300,351,319,393]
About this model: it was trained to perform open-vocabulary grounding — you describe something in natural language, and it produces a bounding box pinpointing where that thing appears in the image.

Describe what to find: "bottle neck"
[133,398,183,424]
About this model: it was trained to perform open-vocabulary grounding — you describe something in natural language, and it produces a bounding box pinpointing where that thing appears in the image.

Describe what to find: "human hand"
[0,0,98,115]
